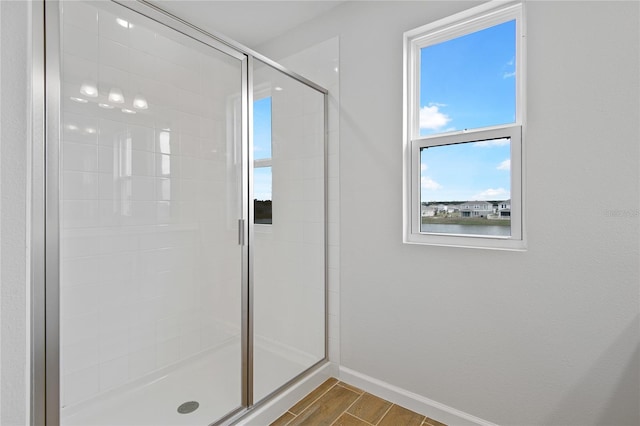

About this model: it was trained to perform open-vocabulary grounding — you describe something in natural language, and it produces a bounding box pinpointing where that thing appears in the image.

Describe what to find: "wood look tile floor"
[270,378,447,426]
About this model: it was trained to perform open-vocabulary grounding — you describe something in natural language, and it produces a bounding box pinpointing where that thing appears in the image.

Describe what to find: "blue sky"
[419,20,515,203]
[254,96,272,201]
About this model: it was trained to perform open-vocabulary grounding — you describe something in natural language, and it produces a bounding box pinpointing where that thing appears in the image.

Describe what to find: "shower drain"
[177,401,199,414]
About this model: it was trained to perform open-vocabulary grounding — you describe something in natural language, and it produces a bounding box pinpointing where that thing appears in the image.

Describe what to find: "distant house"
[459,201,493,218]
[498,199,511,219]
[421,205,437,217]
[442,204,460,214]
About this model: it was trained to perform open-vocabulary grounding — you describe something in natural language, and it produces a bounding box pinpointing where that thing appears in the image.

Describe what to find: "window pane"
[419,20,516,136]
[254,97,272,160]
[420,139,511,237]
[254,166,272,224]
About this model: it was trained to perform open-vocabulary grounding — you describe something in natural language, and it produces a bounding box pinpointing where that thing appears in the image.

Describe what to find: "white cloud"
[474,138,510,147]
[421,176,442,190]
[421,164,427,172]
[497,159,511,171]
[419,105,451,131]
[471,188,510,200]
[503,71,516,79]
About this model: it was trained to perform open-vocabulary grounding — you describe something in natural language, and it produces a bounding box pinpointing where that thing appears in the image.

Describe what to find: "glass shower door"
[252,60,326,402]
[57,1,245,424]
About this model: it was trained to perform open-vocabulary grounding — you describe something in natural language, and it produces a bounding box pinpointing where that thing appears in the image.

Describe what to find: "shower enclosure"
[39,1,327,424]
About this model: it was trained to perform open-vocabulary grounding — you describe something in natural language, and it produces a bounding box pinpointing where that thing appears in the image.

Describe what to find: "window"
[254,96,272,224]
[403,2,525,250]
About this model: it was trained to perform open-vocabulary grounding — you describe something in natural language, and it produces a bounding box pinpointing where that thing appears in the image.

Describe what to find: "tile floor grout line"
[348,411,377,426]
[334,391,372,426]
[336,382,364,395]
[281,410,297,426]
[343,391,363,412]
[271,379,447,426]
[373,402,396,426]
[328,409,375,426]
[292,379,340,418]
[325,387,366,426]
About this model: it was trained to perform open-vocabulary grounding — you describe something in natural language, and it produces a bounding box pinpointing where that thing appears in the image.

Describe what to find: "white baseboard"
[339,366,498,426]
[236,361,339,426]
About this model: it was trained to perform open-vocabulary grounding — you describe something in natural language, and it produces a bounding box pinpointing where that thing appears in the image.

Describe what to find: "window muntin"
[404,2,524,250]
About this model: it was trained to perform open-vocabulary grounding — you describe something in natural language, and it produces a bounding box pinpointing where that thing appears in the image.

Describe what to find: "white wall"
[0,1,30,425]
[259,1,640,425]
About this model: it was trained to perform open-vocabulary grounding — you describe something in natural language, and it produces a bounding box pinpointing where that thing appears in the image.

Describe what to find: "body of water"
[421,223,511,237]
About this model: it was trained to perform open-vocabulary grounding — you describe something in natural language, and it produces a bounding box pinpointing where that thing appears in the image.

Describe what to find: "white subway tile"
[155,129,178,155]
[99,329,130,363]
[129,322,156,353]
[61,200,100,229]
[61,284,100,318]
[99,118,127,146]
[155,153,180,177]
[64,365,100,406]
[62,2,98,34]
[129,25,156,55]
[129,124,155,152]
[98,10,129,45]
[61,256,101,287]
[128,346,156,379]
[62,337,99,374]
[178,112,199,137]
[179,133,199,157]
[63,24,98,63]
[131,176,156,201]
[62,171,99,200]
[98,172,116,200]
[179,331,201,360]
[129,49,156,78]
[155,178,172,201]
[131,150,155,176]
[99,355,129,391]
[63,113,99,144]
[156,338,180,367]
[63,142,98,172]
[61,234,102,259]
[99,38,129,71]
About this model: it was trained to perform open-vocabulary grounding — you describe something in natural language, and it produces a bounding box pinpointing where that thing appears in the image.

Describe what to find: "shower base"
[61,339,313,426]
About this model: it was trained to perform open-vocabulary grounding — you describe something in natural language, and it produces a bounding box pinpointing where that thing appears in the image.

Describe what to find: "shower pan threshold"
[61,339,314,426]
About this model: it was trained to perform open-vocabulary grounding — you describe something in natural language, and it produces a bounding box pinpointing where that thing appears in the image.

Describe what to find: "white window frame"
[403,1,526,250]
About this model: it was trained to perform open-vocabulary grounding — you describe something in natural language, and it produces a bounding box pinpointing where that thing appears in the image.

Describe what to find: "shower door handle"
[238,219,245,246]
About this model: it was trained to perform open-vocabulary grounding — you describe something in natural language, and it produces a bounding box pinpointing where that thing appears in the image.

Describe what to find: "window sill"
[404,232,527,251]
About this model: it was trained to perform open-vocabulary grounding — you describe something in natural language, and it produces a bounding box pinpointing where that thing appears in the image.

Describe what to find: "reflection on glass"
[59,1,243,424]
[254,97,272,160]
[252,59,325,403]
[254,166,272,224]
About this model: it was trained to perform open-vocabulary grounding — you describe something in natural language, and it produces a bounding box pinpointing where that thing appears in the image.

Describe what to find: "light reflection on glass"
[160,154,171,176]
[159,131,171,154]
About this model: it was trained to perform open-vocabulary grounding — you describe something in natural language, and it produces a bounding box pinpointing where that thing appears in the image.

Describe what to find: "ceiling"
[148,1,346,49]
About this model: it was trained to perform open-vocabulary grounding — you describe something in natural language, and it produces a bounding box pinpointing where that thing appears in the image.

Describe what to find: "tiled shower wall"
[276,38,340,363]
[59,1,243,407]
[252,62,326,401]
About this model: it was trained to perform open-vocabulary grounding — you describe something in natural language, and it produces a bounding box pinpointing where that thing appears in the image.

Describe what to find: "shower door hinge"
[238,219,245,245]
